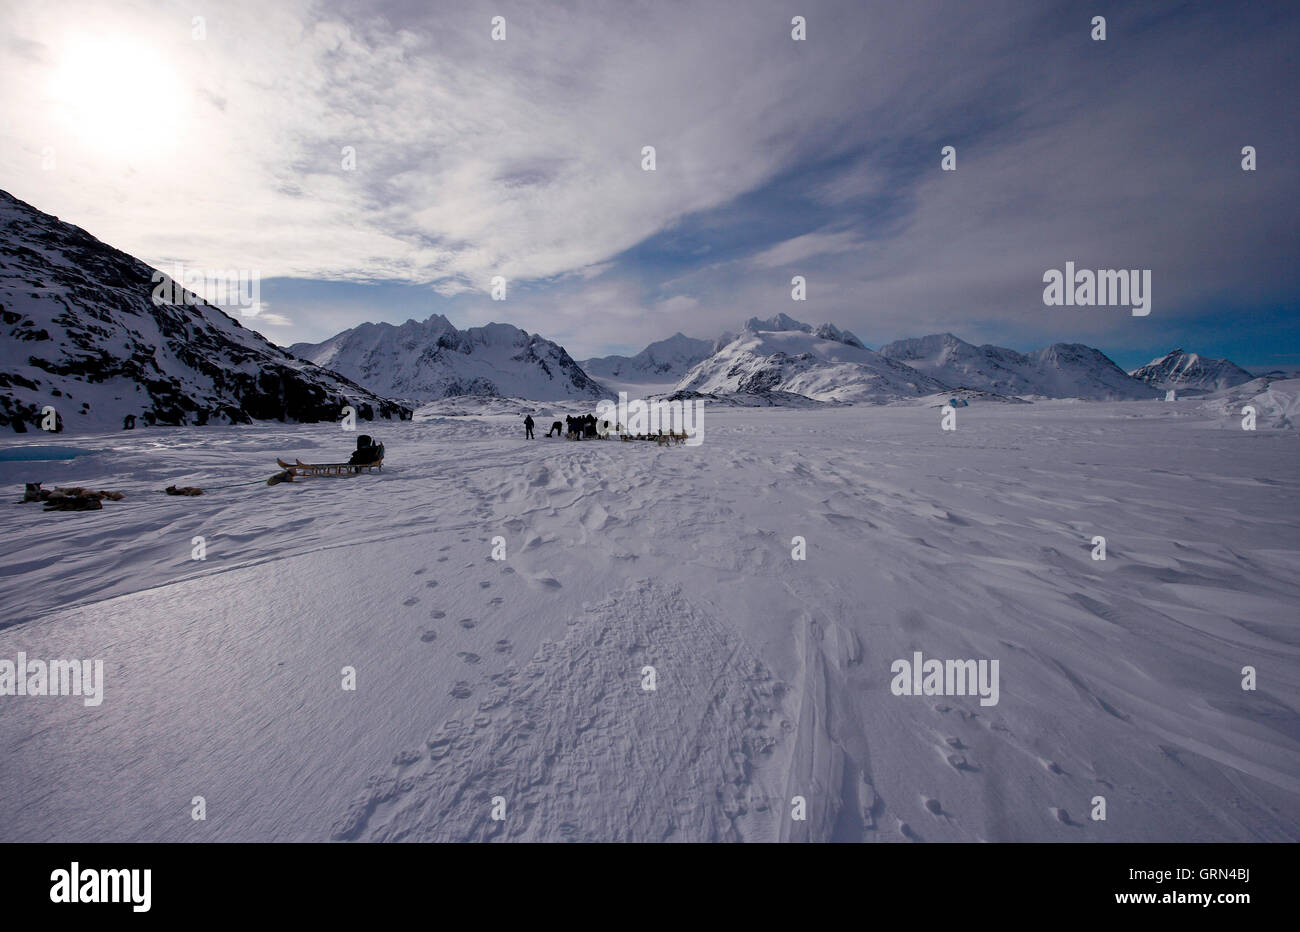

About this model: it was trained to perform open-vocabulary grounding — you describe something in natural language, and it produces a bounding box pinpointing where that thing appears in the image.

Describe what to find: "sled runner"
[273,456,384,478]
[272,436,384,480]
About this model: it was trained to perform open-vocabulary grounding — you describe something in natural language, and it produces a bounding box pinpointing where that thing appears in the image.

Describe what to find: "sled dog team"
[523,413,688,445]
[523,394,703,446]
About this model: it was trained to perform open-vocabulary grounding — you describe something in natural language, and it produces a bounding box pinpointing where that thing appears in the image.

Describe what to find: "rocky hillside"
[0,189,408,433]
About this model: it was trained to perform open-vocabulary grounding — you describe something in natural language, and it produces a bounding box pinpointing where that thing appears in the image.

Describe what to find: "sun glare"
[48,35,188,149]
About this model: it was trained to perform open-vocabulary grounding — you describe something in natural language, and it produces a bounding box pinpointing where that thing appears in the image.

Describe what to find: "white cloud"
[0,0,855,290]
[749,230,863,270]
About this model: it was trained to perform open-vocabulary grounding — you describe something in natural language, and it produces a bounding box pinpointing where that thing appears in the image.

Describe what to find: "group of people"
[522,413,606,439]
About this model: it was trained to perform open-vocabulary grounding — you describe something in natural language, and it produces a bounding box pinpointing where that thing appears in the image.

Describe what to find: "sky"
[1,0,1296,371]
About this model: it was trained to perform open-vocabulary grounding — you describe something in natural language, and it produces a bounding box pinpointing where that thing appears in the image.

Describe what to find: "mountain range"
[0,188,1262,430]
[878,332,1160,401]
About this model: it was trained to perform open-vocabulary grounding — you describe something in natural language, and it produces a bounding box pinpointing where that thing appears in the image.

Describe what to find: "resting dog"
[24,483,124,503]
[43,495,103,511]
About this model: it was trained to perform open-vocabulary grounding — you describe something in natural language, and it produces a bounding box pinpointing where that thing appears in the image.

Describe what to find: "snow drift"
[1202,377,1300,429]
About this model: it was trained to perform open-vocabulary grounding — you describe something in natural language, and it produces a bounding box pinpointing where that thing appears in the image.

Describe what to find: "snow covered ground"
[0,399,1297,842]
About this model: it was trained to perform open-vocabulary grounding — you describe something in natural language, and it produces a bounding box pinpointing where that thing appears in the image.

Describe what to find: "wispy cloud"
[750,230,863,270]
[2,0,842,286]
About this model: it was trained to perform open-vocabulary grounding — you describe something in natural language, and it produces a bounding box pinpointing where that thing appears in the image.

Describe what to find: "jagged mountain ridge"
[290,314,611,402]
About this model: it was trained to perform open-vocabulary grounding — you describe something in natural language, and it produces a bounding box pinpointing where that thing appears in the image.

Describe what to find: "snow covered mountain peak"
[290,315,610,402]
[741,313,865,349]
[811,323,866,349]
[880,332,965,360]
[581,331,714,382]
[743,312,811,334]
[676,317,945,403]
[1129,349,1255,393]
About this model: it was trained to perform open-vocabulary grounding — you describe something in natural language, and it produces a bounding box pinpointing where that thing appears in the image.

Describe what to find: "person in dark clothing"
[524,415,535,439]
[547,420,563,437]
[348,435,384,465]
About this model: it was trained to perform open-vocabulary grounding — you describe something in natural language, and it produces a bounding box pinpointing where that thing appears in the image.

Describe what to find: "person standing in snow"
[524,414,535,439]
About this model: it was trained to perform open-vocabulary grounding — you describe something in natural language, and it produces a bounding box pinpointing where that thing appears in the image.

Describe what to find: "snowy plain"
[0,397,1297,842]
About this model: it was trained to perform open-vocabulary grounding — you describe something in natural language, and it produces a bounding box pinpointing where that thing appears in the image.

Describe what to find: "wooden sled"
[617,431,688,445]
[274,457,384,478]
